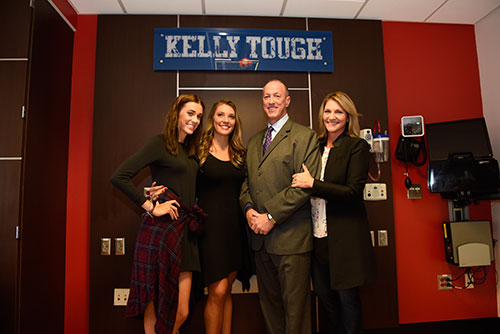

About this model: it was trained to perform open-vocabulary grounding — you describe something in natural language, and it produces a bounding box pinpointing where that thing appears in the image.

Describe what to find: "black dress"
[197,154,245,286]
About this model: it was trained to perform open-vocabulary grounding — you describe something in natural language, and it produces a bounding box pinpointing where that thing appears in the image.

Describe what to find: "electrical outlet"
[438,274,452,290]
[100,238,111,255]
[465,275,474,289]
[115,238,125,255]
[377,230,388,247]
[407,184,422,199]
[114,288,130,306]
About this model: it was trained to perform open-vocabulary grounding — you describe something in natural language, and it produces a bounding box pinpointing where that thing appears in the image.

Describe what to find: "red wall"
[382,21,497,323]
[64,14,97,334]
[63,18,498,333]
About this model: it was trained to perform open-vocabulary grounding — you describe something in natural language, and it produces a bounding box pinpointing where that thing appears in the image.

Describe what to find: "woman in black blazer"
[291,91,376,334]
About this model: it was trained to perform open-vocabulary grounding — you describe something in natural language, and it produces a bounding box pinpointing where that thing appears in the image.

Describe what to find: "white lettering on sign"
[277,37,291,59]
[262,36,275,59]
[163,34,324,61]
[198,35,211,57]
[291,38,305,60]
[213,36,227,57]
[226,36,240,58]
[181,36,196,57]
[246,36,261,59]
[165,35,181,57]
[307,38,323,60]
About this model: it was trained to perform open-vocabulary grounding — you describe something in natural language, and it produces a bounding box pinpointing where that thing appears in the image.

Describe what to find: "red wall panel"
[382,21,497,324]
[65,14,97,334]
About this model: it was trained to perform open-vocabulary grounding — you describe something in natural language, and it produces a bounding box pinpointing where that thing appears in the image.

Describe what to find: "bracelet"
[146,202,154,217]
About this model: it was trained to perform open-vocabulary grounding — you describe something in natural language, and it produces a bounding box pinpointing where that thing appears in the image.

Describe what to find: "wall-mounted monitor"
[427,158,499,197]
[426,117,499,200]
[425,118,493,162]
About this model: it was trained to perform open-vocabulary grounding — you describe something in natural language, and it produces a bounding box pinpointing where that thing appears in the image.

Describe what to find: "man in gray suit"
[240,79,321,334]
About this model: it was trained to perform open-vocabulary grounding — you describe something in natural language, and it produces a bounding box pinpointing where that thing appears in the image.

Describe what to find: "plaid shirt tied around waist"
[126,191,206,334]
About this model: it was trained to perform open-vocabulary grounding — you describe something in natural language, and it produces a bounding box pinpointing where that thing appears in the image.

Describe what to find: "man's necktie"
[263,126,274,155]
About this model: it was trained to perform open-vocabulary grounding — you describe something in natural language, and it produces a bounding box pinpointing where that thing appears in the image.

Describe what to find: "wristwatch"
[267,213,276,224]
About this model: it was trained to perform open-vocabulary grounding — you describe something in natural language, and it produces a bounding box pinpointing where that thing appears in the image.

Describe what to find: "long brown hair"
[198,99,246,168]
[317,91,361,141]
[163,94,204,157]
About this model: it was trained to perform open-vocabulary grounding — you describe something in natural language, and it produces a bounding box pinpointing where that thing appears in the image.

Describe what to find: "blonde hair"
[317,91,361,140]
[198,99,246,168]
[163,94,204,157]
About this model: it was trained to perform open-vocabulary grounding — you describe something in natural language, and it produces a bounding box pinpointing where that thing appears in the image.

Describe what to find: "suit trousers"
[255,248,312,334]
[311,254,363,334]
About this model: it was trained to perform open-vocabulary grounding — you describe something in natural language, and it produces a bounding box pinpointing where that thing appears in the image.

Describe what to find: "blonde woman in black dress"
[196,99,247,334]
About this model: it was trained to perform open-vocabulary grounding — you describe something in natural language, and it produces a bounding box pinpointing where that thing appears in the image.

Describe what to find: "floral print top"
[311,147,331,238]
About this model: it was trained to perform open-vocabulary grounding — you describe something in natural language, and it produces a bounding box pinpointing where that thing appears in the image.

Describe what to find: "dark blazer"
[240,117,321,255]
[312,133,377,290]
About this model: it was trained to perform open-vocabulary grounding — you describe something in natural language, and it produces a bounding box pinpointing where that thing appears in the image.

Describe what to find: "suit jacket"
[312,134,377,290]
[240,117,321,255]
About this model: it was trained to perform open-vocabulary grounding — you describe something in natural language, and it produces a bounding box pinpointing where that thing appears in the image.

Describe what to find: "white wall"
[475,6,500,317]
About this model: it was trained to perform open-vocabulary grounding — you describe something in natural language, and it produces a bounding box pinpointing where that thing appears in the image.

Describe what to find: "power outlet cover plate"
[115,237,125,255]
[438,274,452,290]
[114,288,130,306]
[377,230,388,247]
[465,275,474,289]
[100,238,111,256]
[407,184,422,199]
[364,183,387,201]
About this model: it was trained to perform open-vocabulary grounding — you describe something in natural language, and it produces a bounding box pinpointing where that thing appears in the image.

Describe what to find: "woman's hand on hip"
[154,200,180,220]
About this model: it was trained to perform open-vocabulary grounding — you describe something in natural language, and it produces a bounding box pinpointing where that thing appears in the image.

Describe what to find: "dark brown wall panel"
[90,15,178,334]
[0,62,27,156]
[181,15,306,30]
[19,0,74,333]
[0,0,32,58]
[0,161,21,334]
[309,18,398,329]
[180,70,309,90]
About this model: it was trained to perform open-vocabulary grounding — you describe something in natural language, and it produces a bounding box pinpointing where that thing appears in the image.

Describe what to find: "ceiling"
[68,0,500,25]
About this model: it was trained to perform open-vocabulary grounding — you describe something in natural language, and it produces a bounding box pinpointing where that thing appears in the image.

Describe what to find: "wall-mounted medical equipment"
[443,220,494,267]
[394,116,427,190]
[401,115,424,137]
[364,120,389,182]
[360,128,373,152]
[426,117,500,204]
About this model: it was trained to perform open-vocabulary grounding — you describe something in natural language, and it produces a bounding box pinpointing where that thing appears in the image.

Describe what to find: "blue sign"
[154,28,333,72]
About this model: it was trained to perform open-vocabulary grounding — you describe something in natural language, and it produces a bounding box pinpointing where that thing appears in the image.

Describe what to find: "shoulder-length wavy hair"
[198,99,246,168]
[317,91,361,141]
[163,94,205,157]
